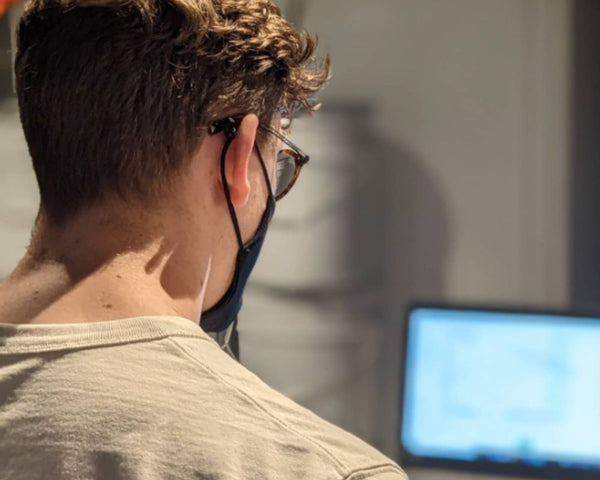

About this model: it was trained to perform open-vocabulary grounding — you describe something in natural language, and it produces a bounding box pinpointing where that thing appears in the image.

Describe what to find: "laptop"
[398,305,600,480]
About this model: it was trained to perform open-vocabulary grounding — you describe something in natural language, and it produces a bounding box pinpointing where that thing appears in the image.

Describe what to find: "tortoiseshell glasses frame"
[257,122,309,201]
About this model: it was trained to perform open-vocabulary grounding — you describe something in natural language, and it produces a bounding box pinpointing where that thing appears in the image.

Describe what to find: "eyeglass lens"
[275,151,297,198]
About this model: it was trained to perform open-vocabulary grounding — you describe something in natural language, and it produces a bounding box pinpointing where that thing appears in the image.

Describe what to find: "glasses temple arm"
[258,123,308,160]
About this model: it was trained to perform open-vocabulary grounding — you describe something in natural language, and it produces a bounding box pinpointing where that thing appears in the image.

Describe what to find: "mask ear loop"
[214,130,241,361]
[220,146,242,361]
[210,118,244,249]
[255,144,275,198]
[208,118,244,362]
[217,317,239,360]
[210,117,275,247]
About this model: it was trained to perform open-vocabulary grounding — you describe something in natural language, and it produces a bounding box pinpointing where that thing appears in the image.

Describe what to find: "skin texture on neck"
[0,114,275,326]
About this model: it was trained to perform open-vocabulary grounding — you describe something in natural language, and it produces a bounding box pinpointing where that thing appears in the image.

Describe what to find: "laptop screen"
[400,306,600,475]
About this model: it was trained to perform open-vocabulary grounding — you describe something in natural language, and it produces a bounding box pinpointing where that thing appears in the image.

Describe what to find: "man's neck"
[0,209,211,325]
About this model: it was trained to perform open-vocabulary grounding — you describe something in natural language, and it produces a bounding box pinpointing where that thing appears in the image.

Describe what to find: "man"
[0,0,407,478]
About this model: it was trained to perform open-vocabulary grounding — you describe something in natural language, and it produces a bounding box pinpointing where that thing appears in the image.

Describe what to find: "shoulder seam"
[166,336,351,476]
[343,463,407,480]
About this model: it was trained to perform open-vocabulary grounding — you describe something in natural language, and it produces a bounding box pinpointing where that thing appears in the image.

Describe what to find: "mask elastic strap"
[255,144,275,198]
[220,136,244,248]
[217,316,239,360]
[214,117,274,248]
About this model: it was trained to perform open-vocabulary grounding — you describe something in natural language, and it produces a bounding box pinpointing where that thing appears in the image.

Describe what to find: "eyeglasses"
[257,122,309,201]
[209,117,309,202]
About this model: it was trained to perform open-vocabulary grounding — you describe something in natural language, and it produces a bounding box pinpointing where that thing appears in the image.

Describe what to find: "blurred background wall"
[0,3,39,280]
[0,0,594,461]
[243,0,573,457]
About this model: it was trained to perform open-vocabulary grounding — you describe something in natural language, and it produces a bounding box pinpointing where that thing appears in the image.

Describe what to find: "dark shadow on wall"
[342,103,450,455]
[374,115,450,457]
[571,0,600,310]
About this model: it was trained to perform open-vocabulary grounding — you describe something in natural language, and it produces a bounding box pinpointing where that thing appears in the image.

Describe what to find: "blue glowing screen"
[401,307,600,469]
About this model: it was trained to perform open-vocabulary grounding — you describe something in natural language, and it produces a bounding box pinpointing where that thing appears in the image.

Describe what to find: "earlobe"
[224,114,259,207]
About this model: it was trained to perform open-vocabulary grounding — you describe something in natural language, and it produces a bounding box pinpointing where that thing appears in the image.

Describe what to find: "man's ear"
[223,114,259,207]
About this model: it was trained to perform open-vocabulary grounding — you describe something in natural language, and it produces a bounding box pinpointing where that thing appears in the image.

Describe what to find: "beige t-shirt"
[0,316,407,480]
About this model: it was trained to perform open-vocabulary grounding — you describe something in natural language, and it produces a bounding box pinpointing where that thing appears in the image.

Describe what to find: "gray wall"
[0,9,37,277]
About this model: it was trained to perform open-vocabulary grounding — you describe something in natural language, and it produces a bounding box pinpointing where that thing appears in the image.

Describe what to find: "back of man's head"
[14,0,329,225]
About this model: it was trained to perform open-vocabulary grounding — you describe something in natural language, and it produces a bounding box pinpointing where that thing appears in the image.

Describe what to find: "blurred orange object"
[0,0,20,18]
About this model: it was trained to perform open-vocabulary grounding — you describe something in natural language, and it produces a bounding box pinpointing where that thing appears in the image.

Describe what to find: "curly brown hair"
[15,0,330,224]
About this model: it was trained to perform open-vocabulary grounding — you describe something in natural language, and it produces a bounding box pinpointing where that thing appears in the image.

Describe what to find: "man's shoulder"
[165,334,407,479]
[0,318,406,480]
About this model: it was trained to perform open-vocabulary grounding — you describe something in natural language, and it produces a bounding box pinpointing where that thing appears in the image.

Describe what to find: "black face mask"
[200,119,276,333]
